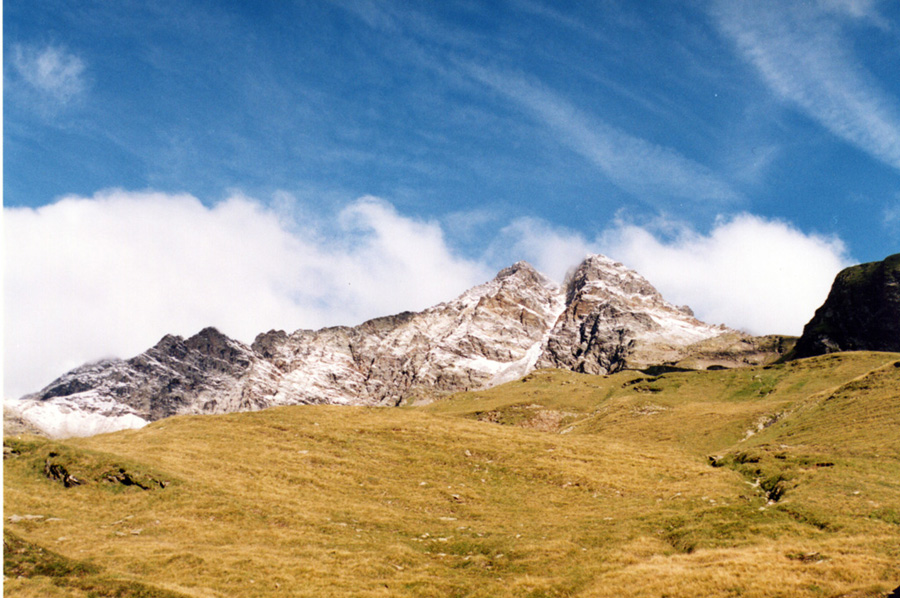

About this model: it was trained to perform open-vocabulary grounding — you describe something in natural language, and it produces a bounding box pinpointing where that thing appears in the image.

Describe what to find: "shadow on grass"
[4,530,188,598]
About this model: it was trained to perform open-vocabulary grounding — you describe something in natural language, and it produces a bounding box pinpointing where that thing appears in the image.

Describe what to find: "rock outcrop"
[537,255,725,373]
[791,253,900,359]
[8,255,780,437]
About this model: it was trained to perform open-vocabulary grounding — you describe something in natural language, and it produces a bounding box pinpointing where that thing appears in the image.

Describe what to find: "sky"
[4,0,899,399]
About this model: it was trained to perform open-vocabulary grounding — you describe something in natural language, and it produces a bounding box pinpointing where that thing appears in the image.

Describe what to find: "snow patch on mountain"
[5,394,148,438]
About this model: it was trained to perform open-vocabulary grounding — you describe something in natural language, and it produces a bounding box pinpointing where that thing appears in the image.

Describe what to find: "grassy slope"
[4,352,900,597]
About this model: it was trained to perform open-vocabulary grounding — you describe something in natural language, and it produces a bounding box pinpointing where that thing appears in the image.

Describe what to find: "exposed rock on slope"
[537,255,726,373]
[791,253,900,359]
[242,261,566,408]
[8,328,262,438]
[667,333,797,371]
[9,255,777,437]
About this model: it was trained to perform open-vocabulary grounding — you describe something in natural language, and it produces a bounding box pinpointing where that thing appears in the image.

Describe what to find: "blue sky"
[4,0,900,397]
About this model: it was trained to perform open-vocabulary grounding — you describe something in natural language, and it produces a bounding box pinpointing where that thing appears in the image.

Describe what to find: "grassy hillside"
[5,352,900,597]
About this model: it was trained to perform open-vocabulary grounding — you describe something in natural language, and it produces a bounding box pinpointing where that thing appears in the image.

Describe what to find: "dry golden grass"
[5,352,900,597]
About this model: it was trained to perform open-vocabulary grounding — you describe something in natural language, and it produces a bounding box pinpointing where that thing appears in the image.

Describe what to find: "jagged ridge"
[10,255,755,437]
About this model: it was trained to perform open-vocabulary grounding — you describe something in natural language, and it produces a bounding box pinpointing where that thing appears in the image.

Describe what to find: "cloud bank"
[597,215,849,335]
[4,191,489,399]
[5,191,850,399]
[489,213,849,336]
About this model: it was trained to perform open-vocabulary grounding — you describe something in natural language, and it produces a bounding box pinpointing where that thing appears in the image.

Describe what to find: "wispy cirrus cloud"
[10,44,88,106]
[465,65,741,209]
[884,196,900,232]
[819,0,887,24]
[711,0,900,171]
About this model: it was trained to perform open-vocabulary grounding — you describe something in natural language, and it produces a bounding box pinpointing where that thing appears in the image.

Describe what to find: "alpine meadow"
[5,352,900,597]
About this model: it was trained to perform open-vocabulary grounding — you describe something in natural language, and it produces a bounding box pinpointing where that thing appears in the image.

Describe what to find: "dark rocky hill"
[791,253,900,359]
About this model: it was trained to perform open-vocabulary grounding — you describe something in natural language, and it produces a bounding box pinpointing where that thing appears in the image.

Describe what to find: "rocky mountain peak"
[9,254,756,438]
[451,260,557,307]
[252,329,290,359]
[494,260,547,284]
[564,254,661,305]
[539,255,725,375]
[184,327,253,369]
[185,326,232,351]
[153,333,186,354]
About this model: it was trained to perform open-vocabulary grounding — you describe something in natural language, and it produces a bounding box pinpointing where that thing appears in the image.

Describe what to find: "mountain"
[790,253,900,359]
[8,255,780,438]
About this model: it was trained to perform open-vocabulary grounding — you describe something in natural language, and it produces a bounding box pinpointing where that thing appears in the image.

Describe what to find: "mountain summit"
[537,255,724,374]
[11,255,762,437]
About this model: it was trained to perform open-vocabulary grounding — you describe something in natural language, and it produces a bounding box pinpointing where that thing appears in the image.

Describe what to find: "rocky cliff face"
[791,253,900,359]
[10,255,765,438]
[537,255,725,374]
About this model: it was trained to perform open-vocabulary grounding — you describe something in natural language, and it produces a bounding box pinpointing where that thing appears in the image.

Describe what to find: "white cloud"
[493,213,849,336]
[11,44,87,105]
[712,0,900,171]
[465,65,740,208]
[598,215,849,335]
[488,217,594,283]
[3,191,489,399]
